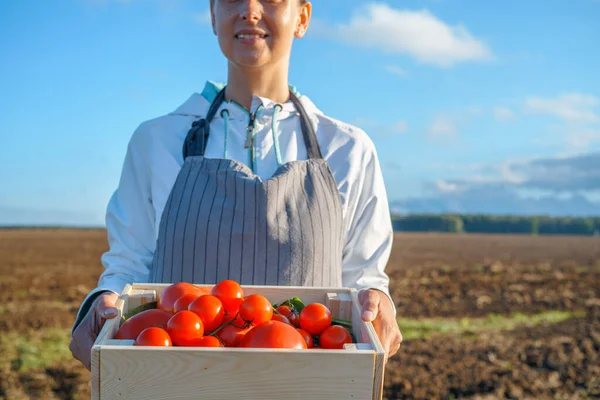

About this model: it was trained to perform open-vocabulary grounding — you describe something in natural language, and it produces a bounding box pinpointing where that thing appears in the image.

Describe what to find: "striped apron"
[148,88,344,287]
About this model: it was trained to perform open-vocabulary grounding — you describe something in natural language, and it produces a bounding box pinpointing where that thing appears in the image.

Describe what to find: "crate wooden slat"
[325,292,353,321]
[125,288,156,310]
[92,283,386,400]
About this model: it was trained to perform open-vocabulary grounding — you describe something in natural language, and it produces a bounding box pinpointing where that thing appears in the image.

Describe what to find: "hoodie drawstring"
[221,109,230,159]
[272,104,283,167]
[220,104,283,171]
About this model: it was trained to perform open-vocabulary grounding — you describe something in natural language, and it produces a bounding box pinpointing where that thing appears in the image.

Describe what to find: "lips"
[234,30,269,40]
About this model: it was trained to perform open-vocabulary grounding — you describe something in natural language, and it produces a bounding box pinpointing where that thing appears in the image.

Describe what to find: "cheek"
[215,22,234,53]
[277,10,297,35]
[270,14,297,49]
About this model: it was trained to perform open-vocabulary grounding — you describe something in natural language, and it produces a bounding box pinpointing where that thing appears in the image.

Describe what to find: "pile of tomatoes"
[114,280,353,350]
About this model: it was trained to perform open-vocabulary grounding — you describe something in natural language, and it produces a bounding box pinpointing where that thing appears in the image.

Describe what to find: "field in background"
[0,230,598,399]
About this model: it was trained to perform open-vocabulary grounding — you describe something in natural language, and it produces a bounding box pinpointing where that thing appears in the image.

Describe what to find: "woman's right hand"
[69,292,120,371]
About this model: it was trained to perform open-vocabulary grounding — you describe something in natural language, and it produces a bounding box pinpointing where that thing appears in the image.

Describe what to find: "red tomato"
[239,321,307,349]
[216,320,252,347]
[239,294,273,326]
[271,314,291,325]
[166,310,204,346]
[114,309,172,340]
[276,305,300,327]
[210,280,244,315]
[173,293,200,314]
[299,303,332,336]
[190,336,223,347]
[319,325,352,349]
[296,328,314,348]
[134,327,172,347]
[188,295,225,332]
[158,282,207,314]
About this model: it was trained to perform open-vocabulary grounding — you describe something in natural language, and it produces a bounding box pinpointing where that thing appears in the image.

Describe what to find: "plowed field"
[1,230,598,399]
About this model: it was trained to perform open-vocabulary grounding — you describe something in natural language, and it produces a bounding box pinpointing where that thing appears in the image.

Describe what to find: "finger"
[95,293,120,319]
[360,290,380,322]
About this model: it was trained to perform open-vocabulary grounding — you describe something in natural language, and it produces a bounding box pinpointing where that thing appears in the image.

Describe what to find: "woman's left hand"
[358,289,403,361]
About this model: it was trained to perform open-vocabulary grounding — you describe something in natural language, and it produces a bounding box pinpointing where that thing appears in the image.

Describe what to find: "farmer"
[70,0,402,369]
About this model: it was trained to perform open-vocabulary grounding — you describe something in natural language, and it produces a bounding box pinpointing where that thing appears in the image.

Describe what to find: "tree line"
[391,214,600,236]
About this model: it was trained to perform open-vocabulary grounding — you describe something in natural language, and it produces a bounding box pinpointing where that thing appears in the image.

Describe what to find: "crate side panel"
[100,347,375,400]
[91,347,101,400]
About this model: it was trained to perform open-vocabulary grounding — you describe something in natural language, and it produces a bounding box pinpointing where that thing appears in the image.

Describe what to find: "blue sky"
[1,0,599,226]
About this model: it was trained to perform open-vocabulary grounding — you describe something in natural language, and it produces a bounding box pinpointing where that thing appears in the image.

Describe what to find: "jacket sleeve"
[340,135,396,315]
[71,125,157,334]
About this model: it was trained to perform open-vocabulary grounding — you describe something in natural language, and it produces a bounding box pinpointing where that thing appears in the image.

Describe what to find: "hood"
[170,80,323,124]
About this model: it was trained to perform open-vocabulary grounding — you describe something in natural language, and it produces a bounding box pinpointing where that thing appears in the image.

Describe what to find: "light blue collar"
[200,80,301,109]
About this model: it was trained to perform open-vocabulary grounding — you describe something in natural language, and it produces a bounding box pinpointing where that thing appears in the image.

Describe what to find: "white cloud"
[494,106,516,121]
[567,127,600,150]
[193,10,212,25]
[429,115,457,137]
[312,4,493,67]
[384,65,408,77]
[525,93,599,124]
[523,93,600,151]
[434,180,462,193]
[436,152,600,193]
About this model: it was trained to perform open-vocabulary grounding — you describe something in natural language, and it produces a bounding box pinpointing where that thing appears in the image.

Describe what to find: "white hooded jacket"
[73,81,395,331]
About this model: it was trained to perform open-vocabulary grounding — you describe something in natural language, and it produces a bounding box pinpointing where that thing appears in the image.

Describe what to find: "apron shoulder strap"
[289,92,323,160]
[183,88,227,159]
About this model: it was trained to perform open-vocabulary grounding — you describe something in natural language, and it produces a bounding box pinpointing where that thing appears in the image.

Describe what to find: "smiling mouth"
[235,34,269,40]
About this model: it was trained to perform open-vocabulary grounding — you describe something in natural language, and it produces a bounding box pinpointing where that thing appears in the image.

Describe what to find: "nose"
[239,0,262,22]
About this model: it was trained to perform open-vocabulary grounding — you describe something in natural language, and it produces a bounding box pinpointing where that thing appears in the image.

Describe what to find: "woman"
[70,0,402,370]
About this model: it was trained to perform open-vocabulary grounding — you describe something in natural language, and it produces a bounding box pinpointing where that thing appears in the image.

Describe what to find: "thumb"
[95,293,120,319]
[359,290,380,322]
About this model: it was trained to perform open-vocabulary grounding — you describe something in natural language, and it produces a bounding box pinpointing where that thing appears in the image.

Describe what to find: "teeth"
[237,34,264,39]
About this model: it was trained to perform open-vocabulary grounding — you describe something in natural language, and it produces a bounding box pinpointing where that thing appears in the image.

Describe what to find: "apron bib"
[149,88,344,287]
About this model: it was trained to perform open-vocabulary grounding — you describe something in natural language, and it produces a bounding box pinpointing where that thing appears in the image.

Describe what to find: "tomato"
[239,321,307,349]
[134,327,172,347]
[190,336,223,347]
[276,305,300,327]
[319,325,352,349]
[299,303,332,336]
[166,310,204,346]
[239,294,273,326]
[216,318,252,347]
[188,295,225,332]
[173,293,200,314]
[296,328,314,348]
[114,309,172,340]
[271,314,291,325]
[210,280,244,315]
[158,282,207,314]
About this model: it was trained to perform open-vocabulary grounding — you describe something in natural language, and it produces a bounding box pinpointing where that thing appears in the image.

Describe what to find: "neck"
[225,62,290,111]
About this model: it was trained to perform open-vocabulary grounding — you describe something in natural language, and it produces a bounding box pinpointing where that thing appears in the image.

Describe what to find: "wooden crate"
[92,283,386,400]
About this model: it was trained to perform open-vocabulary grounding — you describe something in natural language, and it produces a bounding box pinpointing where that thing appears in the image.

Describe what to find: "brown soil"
[0,229,598,399]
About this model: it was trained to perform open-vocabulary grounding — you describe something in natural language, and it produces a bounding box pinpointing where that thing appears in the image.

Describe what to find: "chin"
[231,52,272,69]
